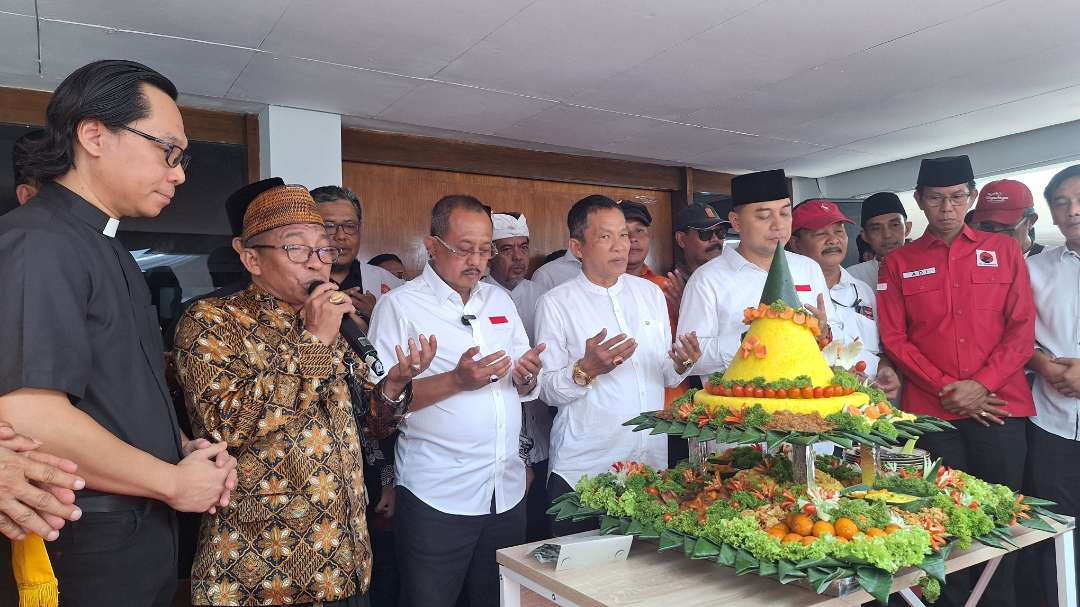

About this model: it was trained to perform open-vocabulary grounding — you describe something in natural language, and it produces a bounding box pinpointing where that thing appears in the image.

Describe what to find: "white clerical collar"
[103,218,119,238]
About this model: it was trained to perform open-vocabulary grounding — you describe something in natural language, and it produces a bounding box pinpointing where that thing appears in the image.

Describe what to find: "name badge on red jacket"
[489,315,508,325]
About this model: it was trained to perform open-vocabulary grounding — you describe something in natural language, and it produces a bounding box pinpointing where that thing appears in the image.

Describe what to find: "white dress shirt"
[1027,245,1080,440]
[368,264,533,515]
[482,276,543,342]
[677,246,839,383]
[536,272,692,488]
[532,249,582,293]
[482,275,552,464]
[846,258,880,289]
[829,267,881,377]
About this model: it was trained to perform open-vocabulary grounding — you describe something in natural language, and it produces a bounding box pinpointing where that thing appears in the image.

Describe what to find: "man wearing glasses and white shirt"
[535,195,701,536]
[368,195,544,607]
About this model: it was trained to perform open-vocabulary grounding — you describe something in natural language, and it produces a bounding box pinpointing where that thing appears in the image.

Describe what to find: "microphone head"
[306,280,326,295]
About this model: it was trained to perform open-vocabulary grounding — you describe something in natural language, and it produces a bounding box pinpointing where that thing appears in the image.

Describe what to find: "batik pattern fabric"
[174,284,406,605]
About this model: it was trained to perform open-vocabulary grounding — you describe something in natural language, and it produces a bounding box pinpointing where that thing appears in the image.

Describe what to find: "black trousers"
[917,418,1028,607]
[367,519,399,607]
[1020,421,1080,607]
[394,486,525,607]
[547,473,599,538]
[46,499,177,607]
[525,459,552,542]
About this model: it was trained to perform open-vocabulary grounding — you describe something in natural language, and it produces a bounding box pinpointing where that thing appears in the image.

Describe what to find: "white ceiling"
[2,0,1080,177]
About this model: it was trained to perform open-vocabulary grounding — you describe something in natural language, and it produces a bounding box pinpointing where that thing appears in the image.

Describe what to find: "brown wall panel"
[0,86,249,145]
[343,162,673,280]
[342,128,682,191]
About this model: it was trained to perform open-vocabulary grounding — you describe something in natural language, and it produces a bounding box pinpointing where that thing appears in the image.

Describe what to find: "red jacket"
[876,226,1036,420]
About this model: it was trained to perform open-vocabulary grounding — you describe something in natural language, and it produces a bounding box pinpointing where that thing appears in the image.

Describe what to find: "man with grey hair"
[311,185,403,327]
[369,195,544,607]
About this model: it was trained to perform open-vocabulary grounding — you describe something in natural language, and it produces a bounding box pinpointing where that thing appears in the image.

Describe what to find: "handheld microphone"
[308,281,386,378]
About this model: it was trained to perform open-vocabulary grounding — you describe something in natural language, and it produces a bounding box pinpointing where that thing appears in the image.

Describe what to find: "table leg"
[500,565,521,607]
[898,587,928,607]
[963,556,1001,607]
[1056,529,1078,607]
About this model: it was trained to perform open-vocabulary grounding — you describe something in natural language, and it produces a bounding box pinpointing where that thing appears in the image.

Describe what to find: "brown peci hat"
[241,184,325,242]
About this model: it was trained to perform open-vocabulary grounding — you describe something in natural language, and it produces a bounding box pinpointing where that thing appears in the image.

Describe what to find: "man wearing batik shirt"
[876,155,1035,607]
[174,184,433,606]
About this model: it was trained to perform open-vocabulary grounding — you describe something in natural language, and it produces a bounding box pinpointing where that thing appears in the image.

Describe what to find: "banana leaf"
[856,566,894,604]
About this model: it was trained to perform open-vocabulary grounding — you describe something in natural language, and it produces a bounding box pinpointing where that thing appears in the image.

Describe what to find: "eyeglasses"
[921,192,970,208]
[691,226,728,241]
[249,244,342,264]
[434,236,496,260]
[496,242,530,256]
[324,221,360,236]
[118,125,191,170]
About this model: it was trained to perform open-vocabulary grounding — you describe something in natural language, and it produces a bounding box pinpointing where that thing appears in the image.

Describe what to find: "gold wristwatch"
[572,360,593,387]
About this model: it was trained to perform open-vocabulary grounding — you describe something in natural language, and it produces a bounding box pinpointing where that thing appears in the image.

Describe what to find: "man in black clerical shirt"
[0,59,237,607]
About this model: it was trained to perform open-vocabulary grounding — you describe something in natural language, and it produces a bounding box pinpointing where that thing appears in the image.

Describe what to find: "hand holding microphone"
[306,281,386,378]
[304,281,355,346]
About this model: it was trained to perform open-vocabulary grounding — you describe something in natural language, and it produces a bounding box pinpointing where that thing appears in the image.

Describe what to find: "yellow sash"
[10,535,58,607]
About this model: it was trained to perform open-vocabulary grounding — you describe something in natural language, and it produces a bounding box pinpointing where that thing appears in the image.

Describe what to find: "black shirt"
[0,183,183,495]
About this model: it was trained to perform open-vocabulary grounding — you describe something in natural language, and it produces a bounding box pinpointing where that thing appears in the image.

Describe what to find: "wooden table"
[498,520,1076,607]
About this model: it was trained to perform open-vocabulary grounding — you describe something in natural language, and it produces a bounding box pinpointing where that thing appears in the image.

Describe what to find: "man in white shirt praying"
[368,195,544,607]
[484,211,553,541]
[678,169,838,385]
[535,195,701,537]
[1024,164,1080,605]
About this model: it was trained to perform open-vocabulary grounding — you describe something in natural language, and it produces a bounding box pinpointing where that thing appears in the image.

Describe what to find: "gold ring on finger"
[613,356,624,366]
[329,292,347,304]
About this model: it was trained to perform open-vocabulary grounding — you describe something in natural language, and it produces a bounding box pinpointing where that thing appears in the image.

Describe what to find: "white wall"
[258,105,342,188]
[811,119,1080,247]
[816,119,1080,199]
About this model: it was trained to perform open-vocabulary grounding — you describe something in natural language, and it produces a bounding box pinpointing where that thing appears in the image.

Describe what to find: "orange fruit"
[835,536,849,543]
[786,513,799,529]
[878,403,893,416]
[782,533,803,544]
[812,521,836,538]
[884,524,901,534]
[801,535,818,546]
[834,517,858,540]
[769,523,790,535]
[864,406,881,420]
[791,514,814,537]
[866,528,887,538]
